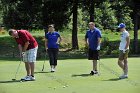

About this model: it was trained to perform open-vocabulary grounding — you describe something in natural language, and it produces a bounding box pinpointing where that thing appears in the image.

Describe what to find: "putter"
[98,59,101,76]
[42,53,46,71]
[12,58,22,81]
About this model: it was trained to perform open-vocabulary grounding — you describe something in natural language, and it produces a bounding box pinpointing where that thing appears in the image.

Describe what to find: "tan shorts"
[119,50,129,60]
[23,46,38,62]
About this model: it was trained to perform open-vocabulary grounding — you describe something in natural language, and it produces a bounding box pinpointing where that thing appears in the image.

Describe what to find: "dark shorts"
[88,49,99,60]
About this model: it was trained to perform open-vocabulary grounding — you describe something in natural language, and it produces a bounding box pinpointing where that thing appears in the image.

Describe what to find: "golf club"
[12,58,22,81]
[98,59,101,76]
[42,53,46,71]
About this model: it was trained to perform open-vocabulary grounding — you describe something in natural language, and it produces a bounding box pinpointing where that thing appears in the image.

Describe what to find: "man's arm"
[97,37,101,46]
[96,37,101,50]
[18,44,22,54]
[85,38,89,46]
[85,32,89,46]
[125,36,130,50]
[22,41,30,52]
[45,38,48,51]
[57,36,62,44]
[18,42,29,58]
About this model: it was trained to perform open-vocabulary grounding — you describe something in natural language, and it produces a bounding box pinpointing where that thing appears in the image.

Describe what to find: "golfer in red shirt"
[8,29,38,81]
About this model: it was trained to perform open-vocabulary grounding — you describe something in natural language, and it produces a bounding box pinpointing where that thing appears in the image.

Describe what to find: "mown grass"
[0,57,140,93]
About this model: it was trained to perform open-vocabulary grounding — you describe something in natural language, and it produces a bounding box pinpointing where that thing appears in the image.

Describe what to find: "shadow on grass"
[103,78,121,81]
[34,71,51,74]
[72,74,92,77]
[0,80,25,83]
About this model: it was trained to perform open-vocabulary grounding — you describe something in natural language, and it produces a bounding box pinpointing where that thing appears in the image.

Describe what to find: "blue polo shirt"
[45,31,60,49]
[85,27,102,50]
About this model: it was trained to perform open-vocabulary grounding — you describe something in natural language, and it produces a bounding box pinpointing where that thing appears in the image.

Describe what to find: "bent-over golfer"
[9,29,38,81]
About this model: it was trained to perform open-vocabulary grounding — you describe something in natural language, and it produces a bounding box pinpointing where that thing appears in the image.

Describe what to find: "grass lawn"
[0,57,140,93]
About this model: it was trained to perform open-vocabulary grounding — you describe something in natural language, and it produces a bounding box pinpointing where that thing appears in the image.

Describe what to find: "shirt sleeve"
[19,31,30,42]
[85,31,88,39]
[57,32,60,37]
[125,32,130,38]
[45,33,48,39]
[97,30,102,38]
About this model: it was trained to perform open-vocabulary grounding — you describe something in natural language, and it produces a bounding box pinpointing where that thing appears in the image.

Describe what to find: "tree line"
[0,0,139,53]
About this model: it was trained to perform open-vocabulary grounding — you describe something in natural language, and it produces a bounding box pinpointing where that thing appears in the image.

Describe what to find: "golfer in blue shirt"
[85,22,102,75]
[45,24,62,72]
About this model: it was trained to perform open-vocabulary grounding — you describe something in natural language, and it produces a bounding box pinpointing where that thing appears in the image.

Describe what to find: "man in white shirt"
[118,23,130,79]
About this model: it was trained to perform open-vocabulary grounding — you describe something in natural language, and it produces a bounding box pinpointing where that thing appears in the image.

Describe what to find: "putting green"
[0,57,140,93]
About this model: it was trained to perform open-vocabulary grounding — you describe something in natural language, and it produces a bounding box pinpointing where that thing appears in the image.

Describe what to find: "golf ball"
[63,86,66,88]
[20,81,22,83]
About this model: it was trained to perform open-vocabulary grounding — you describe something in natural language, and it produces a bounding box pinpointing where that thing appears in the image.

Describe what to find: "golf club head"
[42,67,44,71]
[12,79,16,81]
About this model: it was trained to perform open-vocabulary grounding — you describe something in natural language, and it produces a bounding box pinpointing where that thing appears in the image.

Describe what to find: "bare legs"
[25,62,35,76]
[118,59,128,75]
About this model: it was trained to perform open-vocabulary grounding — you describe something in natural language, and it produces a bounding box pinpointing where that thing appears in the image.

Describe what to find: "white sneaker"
[119,74,128,79]
[21,76,35,81]
[51,68,56,72]
[30,76,35,81]
[21,76,30,80]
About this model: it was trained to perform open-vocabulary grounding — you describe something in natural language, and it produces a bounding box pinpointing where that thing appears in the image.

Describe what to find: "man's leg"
[118,50,125,73]
[123,50,129,75]
[118,50,128,79]
[30,62,35,77]
[25,62,31,76]
[118,60,124,70]
[27,47,38,80]
[93,60,97,71]
[124,58,128,75]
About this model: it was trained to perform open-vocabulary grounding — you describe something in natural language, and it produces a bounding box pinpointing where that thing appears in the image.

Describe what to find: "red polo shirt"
[15,30,38,50]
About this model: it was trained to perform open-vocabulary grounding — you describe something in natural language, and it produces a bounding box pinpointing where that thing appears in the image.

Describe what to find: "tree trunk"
[133,9,139,54]
[89,0,95,22]
[72,0,79,49]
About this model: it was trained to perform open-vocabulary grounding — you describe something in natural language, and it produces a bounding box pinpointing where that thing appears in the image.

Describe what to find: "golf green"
[0,57,140,93]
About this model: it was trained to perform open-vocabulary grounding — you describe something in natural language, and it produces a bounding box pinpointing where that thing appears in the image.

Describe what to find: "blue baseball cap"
[118,23,126,28]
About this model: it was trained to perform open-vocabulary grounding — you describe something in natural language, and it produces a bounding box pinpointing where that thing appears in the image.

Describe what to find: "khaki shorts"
[23,46,38,62]
[119,50,129,60]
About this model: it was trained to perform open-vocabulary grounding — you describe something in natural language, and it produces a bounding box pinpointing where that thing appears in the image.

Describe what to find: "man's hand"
[20,52,25,58]
[45,48,48,52]
[22,52,26,57]
[97,45,100,50]
[56,42,60,45]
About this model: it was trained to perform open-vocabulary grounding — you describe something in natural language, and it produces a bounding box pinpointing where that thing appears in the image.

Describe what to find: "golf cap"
[118,23,126,28]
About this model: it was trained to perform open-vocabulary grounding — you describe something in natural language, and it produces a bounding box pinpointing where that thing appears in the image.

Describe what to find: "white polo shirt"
[119,30,130,50]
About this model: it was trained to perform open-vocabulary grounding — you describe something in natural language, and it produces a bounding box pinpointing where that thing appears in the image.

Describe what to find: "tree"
[132,0,140,54]
[72,0,79,49]
[1,0,72,30]
[42,0,72,30]
[98,1,118,30]
[89,0,95,22]
[111,0,133,30]
[2,0,43,29]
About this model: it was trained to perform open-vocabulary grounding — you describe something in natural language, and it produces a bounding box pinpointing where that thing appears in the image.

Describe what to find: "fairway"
[0,57,140,93]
